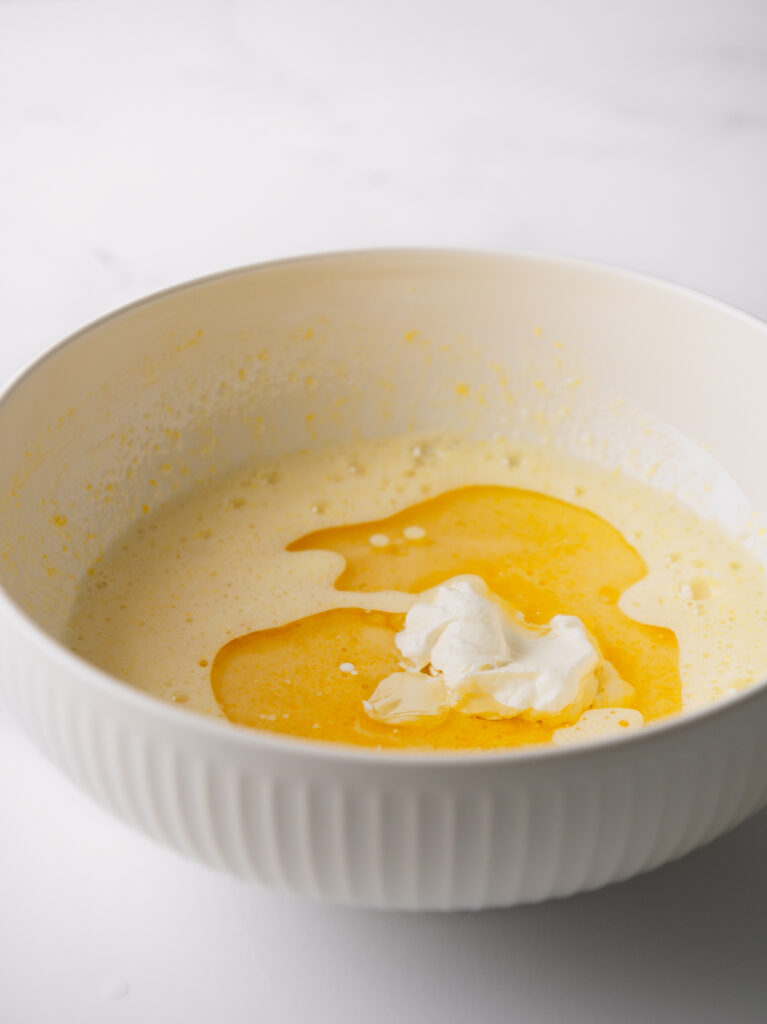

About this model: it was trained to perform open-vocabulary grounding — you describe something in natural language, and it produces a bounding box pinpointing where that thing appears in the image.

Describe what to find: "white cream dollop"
[364,575,632,725]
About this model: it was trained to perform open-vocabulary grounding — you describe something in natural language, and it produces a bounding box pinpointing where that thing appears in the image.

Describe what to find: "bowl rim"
[3,245,767,768]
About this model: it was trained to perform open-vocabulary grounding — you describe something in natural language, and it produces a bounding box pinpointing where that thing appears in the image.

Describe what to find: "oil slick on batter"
[213,485,679,749]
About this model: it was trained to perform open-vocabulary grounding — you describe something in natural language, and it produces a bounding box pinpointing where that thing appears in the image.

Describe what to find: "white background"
[1,1,767,1021]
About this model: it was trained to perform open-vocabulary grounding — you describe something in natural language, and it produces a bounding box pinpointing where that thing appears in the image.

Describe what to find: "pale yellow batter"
[63,434,767,745]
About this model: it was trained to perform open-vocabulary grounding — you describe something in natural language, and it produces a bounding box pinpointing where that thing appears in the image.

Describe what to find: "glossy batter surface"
[212,485,680,749]
[64,434,767,751]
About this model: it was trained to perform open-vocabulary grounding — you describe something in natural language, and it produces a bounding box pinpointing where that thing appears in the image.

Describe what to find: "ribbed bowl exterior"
[5,619,767,910]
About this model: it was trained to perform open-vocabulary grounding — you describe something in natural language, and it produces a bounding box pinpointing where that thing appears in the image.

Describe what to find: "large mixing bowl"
[2,250,767,910]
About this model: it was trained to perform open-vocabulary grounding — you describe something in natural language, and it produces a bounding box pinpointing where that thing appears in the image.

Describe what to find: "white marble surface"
[1,1,767,1021]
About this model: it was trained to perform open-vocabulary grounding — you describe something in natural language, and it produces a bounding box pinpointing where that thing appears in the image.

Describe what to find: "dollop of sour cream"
[364,575,633,725]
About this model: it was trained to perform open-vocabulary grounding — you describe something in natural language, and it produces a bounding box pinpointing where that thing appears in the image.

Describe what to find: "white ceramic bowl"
[3,250,767,910]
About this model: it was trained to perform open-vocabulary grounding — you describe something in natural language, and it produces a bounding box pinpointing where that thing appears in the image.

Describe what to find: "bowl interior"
[1,250,766,646]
